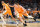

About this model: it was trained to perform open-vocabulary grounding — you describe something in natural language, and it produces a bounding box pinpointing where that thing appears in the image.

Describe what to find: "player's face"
[14,4,16,5]
[1,1,4,4]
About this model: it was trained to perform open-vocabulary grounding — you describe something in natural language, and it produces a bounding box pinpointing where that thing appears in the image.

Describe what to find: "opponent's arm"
[9,5,14,7]
[7,3,14,7]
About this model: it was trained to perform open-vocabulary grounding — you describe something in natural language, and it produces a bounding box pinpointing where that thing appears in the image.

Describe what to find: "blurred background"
[0,0,40,21]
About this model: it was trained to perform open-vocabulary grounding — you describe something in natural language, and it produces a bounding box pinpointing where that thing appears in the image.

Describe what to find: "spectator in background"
[35,7,38,11]
[27,8,32,15]
[33,8,39,21]
[27,8,31,11]
[38,11,40,18]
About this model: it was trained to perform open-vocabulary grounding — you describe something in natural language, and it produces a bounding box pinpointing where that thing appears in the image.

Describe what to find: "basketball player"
[9,3,34,26]
[9,3,28,26]
[1,1,18,23]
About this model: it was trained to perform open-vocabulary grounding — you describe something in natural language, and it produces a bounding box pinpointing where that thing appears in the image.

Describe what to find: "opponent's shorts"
[3,10,12,15]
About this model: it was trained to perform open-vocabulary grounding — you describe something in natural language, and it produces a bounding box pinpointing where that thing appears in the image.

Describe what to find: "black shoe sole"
[23,24,27,26]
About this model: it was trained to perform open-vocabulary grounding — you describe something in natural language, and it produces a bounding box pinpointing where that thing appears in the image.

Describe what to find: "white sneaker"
[27,15,34,18]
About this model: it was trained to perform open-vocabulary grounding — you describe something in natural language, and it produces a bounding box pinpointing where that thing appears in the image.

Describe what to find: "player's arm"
[9,5,14,7]
[7,3,14,7]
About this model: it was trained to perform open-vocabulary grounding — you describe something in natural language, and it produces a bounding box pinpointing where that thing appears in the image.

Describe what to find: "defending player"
[1,1,18,23]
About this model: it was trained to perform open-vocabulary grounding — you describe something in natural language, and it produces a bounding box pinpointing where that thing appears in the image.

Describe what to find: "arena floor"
[0,23,40,27]
[0,19,40,27]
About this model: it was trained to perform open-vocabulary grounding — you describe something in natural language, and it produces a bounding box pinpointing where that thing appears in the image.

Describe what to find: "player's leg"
[8,11,18,23]
[23,13,28,17]
[23,13,34,18]
[11,15,17,22]
[18,17,25,23]
[1,10,8,25]
[16,13,25,23]
[22,16,25,20]
[17,13,27,26]
[22,16,27,23]
[3,11,8,21]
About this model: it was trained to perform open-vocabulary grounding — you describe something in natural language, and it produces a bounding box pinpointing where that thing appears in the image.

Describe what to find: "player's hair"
[1,1,4,2]
[14,2,19,5]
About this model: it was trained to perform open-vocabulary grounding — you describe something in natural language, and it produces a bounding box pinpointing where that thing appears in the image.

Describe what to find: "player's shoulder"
[2,3,6,5]
[19,5,22,8]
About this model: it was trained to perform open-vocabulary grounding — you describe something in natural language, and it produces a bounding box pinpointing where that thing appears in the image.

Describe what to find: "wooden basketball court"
[0,19,40,27]
[0,23,40,27]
